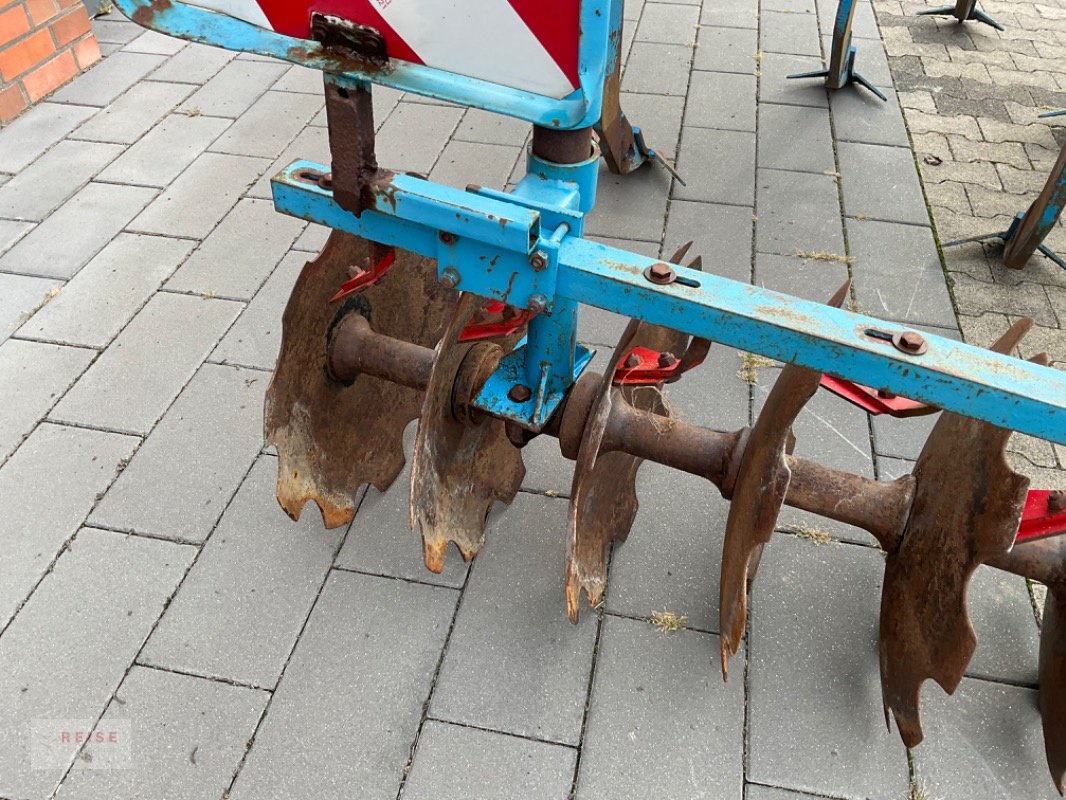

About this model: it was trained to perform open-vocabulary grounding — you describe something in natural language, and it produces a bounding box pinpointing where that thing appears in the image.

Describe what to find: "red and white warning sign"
[187,0,582,98]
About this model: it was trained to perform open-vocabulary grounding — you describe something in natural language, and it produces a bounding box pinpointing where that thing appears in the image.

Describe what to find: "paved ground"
[0,2,1060,799]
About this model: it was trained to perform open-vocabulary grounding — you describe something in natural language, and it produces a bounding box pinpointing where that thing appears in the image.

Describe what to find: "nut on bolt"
[508,384,533,403]
[440,268,461,289]
[529,251,550,272]
[893,331,928,356]
[624,353,641,369]
[439,231,458,245]
[658,352,677,368]
[527,294,548,314]
[1049,491,1066,512]
[643,262,677,286]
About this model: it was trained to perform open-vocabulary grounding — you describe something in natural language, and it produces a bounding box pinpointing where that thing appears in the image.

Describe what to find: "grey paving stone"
[765,0,816,12]
[89,363,267,542]
[911,677,1059,800]
[375,102,465,175]
[830,87,910,148]
[757,103,836,173]
[756,168,845,256]
[181,59,289,118]
[97,113,231,188]
[701,0,759,29]
[141,457,341,688]
[674,127,756,205]
[0,182,156,280]
[0,340,94,463]
[759,53,830,108]
[123,28,189,56]
[245,124,329,200]
[129,152,267,239]
[761,9,822,56]
[585,162,671,242]
[0,423,140,626]
[50,293,242,435]
[576,617,744,799]
[694,26,759,73]
[402,721,575,800]
[293,221,329,253]
[0,273,61,340]
[635,2,701,44]
[838,142,929,226]
[618,91,686,156]
[622,41,694,96]
[229,570,456,800]
[686,70,757,131]
[210,91,323,159]
[818,0,879,39]
[430,493,597,745]
[210,250,303,370]
[149,42,237,84]
[754,251,851,303]
[56,666,268,800]
[272,63,324,94]
[0,528,194,799]
[0,218,32,255]
[335,429,469,589]
[965,567,1039,685]
[165,198,306,300]
[429,140,522,191]
[0,140,124,222]
[848,219,956,326]
[50,51,167,107]
[747,786,833,799]
[92,16,144,45]
[453,107,532,147]
[663,200,754,283]
[71,81,194,145]
[19,234,193,348]
[748,535,910,799]
[0,103,98,173]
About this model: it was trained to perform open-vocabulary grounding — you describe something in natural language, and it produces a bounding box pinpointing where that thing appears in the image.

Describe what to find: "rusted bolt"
[1049,491,1066,512]
[877,389,897,399]
[527,294,548,314]
[439,231,458,245]
[508,384,533,403]
[658,352,678,368]
[643,262,677,286]
[440,268,461,289]
[529,251,550,272]
[893,331,928,356]
[625,353,641,369]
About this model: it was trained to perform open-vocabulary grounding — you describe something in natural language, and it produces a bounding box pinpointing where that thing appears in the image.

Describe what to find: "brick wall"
[0,0,101,124]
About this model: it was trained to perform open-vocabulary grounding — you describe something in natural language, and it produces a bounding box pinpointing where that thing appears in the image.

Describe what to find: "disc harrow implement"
[113,0,1066,793]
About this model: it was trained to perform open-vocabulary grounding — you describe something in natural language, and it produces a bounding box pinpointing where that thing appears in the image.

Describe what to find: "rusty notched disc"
[409,293,526,573]
[878,359,1041,748]
[264,231,455,528]
[718,281,851,680]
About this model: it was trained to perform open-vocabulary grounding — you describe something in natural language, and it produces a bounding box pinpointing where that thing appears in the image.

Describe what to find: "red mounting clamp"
[819,375,935,417]
[1016,490,1066,545]
[459,301,535,342]
[330,248,397,303]
[614,340,709,386]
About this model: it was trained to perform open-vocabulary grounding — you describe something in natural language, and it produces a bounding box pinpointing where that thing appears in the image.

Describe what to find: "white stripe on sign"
[374,0,575,98]
[186,0,273,29]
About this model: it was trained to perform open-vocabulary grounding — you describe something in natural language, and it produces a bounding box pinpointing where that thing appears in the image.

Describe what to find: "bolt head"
[439,231,457,245]
[658,352,677,368]
[899,332,925,352]
[508,384,533,403]
[1049,491,1066,512]
[625,353,641,369]
[440,268,461,289]
[527,294,548,314]
[644,263,677,285]
[529,251,549,272]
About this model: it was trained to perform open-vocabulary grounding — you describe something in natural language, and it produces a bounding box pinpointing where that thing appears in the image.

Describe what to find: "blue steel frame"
[117,0,1066,446]
[112,0,613,130]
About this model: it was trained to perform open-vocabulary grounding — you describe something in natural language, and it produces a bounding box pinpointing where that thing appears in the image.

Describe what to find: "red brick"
[0,4,30,46]
[0,27,54,81]
[21,46,74,101]
[0,80,27,123]
[49,5,87,46]
[24,0,56,26]
[58,0,79,8]
[71,31,98,69]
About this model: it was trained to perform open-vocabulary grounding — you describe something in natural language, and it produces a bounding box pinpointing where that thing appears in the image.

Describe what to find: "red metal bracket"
[330,248,397,302]
[819,375,935,417]
[1017,490,1066,545]
[614,341,708,386]
[458,301,535,342]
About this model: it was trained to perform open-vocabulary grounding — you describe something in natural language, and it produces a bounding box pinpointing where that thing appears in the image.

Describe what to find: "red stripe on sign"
[255,1,424,65]
[507,0,581,86]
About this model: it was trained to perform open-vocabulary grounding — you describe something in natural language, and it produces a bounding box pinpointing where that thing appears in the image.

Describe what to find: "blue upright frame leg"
[788,0,886,101]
